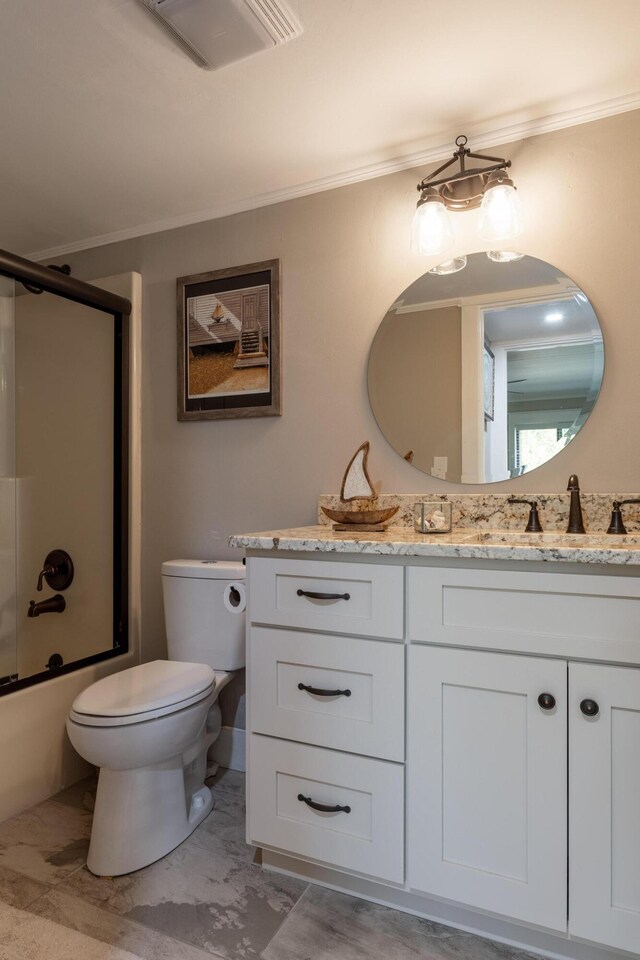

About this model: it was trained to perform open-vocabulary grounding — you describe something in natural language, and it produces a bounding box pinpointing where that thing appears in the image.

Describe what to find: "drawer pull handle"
[298,682,352,698]
[296,589,351,601]
[297,793,351,814]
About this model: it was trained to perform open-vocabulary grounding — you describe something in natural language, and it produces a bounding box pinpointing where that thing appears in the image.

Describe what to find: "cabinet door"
[408,646,567,932]
[570,662,640,953]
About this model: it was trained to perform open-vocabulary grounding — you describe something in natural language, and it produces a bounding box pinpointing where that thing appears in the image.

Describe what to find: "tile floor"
[0,769,539,960]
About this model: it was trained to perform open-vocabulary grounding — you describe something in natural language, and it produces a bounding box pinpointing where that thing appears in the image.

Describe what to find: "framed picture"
[177,259,281,420]
[483,342,495,421]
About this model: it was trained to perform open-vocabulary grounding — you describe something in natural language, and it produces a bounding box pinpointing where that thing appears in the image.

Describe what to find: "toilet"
[66,559,246,877]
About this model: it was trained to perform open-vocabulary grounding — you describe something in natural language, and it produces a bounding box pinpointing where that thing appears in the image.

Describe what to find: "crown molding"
[26,90,640,262]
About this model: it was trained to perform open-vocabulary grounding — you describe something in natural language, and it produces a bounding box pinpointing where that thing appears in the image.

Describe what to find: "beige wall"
[56,112,640,688]
[369,306,462,479]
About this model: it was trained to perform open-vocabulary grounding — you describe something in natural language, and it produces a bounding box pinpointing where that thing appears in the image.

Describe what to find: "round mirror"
[368,254,604,483]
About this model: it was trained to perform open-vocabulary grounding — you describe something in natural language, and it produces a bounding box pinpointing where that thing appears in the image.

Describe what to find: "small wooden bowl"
[321,506,399,525]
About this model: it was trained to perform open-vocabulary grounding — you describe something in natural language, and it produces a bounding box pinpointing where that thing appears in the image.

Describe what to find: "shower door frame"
[0,248,131,695]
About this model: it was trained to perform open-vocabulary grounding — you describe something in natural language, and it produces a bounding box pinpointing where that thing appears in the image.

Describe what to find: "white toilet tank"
[161,559,246,671]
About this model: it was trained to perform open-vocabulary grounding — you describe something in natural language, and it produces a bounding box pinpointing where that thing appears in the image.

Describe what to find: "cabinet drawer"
[408,566,640,662]
[249,627,404,761]
[249,557,404,639]
[248,735,404,884]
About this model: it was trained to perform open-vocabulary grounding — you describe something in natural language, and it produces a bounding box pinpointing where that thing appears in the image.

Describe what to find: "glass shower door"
[0,276,16,684]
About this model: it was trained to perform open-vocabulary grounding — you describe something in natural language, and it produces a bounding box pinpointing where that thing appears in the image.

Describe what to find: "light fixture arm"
[416,136,511,194]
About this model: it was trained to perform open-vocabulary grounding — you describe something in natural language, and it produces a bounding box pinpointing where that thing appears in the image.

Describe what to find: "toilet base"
[87,756,214,876]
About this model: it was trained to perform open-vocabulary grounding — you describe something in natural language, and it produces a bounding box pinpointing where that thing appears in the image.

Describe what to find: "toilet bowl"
[67,559,246,876]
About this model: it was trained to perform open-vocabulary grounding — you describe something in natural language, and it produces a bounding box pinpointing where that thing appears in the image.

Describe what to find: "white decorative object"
[340,441,376,502]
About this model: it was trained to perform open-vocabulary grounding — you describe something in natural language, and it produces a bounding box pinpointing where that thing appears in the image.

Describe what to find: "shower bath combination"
[0,249,130,692]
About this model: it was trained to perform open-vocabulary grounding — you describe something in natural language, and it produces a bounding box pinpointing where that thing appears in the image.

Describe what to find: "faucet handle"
[567,474,580,491]
[36,565,55,592]
[36,550,74,592]
[507,498,543,533]
[607,499,640,535]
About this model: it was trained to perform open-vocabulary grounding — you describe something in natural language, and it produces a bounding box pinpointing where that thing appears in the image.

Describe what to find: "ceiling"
[484,298,601,344]
[2,0,640,258]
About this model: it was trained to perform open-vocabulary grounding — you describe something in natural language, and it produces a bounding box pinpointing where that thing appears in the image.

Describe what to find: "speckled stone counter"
[229,525,640,565]
[318,493,640,532]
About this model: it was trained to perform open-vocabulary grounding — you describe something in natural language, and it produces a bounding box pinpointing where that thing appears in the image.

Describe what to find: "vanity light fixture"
[545,311,564,323]
[411,135,523,256]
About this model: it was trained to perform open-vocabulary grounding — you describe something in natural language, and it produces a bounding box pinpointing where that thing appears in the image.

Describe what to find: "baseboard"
[210,725,246,771]
[261,850,636,960]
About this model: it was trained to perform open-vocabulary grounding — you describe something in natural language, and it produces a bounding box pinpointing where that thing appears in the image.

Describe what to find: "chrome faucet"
[566,475,586,534]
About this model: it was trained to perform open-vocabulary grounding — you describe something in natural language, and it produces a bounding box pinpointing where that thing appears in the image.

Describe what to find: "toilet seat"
[69,660,220,728]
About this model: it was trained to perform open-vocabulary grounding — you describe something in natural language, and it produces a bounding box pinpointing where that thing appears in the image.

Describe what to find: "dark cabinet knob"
[538,692,556,711]
[580,698,599,717]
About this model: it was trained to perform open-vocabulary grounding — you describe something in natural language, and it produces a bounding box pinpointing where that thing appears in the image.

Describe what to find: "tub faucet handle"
[35,549,74,592]
[37,564,55,592]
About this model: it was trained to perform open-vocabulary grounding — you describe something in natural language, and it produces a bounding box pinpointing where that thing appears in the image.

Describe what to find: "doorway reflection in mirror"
[368,254,604,484]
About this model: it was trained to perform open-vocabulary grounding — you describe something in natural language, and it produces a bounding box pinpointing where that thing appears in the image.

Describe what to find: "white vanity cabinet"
[245,551,640,958]
[407,645,568,932]
[406,563,640,955]
[569,662,640,952]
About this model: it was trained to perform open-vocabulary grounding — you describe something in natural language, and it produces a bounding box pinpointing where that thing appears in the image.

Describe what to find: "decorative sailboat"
[321,441,399,531]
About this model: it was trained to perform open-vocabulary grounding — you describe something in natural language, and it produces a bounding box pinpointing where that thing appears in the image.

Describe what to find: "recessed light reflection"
[429,256,467,276]
[545,311,564,323]
[486,250,525,263]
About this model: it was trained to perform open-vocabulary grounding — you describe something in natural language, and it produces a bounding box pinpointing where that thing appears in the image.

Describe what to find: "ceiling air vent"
[136,0,302,70]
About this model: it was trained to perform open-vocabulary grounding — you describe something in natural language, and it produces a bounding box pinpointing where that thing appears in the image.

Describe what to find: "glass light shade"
[478,182,523,242]
[411,195,454,256]
[429,256,467,275]
[486,250,525,263]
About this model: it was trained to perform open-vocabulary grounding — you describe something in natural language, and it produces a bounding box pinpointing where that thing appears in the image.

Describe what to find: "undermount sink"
[457,531,640,548]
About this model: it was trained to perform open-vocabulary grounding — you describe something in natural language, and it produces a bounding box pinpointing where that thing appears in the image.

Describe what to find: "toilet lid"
[71,660,216,720]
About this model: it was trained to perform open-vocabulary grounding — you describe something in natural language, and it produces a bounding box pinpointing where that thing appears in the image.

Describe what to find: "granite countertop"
[229,525,640,566]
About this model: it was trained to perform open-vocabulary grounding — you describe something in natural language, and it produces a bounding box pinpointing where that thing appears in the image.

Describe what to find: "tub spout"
[28,594,66,617]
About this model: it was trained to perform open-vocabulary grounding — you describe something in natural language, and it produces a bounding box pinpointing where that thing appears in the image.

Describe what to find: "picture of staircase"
[234,291,269,369]
[180,259,280,419]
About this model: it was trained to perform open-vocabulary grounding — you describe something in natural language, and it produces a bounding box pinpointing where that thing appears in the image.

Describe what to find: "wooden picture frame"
[177,259,281,420]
